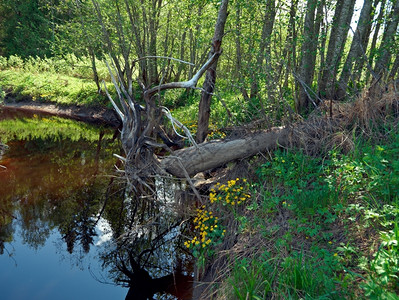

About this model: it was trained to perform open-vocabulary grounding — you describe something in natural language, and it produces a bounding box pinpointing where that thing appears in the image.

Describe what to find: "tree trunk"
[296,0,323,114]
[249,0,276,99]
[389,54,399,79]
[174,30,187,82]
[89,48,101,92]
[364,0,386,84]
[374,0,399,81]
[196,0,229,143]
[337,0,373,99]
[319,0,356,99]
[162,127,290,178]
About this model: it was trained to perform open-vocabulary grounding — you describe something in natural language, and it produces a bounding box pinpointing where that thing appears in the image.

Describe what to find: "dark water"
[0,107,193,300]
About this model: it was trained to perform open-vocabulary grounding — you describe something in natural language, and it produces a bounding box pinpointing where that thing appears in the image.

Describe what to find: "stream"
[0,107,193,300]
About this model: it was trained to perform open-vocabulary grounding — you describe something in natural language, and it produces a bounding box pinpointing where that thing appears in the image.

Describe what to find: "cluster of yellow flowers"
[208,130,227,140]
[184,206,225,249]
[209,178,251,206]
[178,122,226,140]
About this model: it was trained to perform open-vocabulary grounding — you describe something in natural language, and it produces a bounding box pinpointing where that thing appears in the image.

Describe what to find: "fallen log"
[161,126,290,178]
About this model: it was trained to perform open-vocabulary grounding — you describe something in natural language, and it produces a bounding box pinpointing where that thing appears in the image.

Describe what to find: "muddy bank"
[1,99,121,127]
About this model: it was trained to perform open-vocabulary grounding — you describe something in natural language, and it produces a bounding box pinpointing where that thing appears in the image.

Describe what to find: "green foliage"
[228,253,277,300]
[0,55,112,107]
[0,0,54,57]
[0,85,5,103]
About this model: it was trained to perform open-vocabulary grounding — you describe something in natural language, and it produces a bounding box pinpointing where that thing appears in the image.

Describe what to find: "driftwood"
[161,126,290,178]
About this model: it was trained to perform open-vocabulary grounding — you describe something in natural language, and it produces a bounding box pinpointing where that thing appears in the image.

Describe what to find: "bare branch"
[145,51,222,98]
[132,56,195,66]
[161,107,199,149]
[101,80,125,120]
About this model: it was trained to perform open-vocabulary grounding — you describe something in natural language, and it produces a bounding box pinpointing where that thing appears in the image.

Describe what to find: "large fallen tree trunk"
[161,126,290,178]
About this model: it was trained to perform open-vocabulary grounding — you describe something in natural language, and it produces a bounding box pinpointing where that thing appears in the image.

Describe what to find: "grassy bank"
[182,89,399,299]
[186,131,398,299]
[0,55,111,107]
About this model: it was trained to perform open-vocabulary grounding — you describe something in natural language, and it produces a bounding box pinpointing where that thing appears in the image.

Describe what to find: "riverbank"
[187,88,399,299]
[1,99,120,127]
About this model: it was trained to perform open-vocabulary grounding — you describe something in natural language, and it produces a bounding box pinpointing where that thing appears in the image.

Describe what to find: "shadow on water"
[0,107,194,300]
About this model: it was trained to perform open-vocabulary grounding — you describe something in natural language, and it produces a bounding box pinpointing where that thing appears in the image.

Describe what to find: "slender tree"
[319,0,356,99]
[296,0,323,113]
[374,0,399,80]
[196,0,229,143]
[337,0,374,98]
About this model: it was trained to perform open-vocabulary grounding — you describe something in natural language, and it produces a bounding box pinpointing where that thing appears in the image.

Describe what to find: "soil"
[1,99,121,127]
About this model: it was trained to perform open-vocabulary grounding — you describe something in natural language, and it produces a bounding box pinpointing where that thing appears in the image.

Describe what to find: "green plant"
[229,253,277,300]
[0,85,5,103]
[360,223,399,298]
[184,206,225,267]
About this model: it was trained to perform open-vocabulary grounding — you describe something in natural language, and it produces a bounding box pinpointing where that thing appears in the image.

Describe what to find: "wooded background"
[0,0,398,117]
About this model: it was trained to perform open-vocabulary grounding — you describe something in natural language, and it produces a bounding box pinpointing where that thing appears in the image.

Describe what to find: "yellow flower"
[334,253,338,257]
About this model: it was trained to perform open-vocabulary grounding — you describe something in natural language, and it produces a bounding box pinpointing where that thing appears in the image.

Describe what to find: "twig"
[131,56,195,66]
[161,106,199,149]
[167,156,202,202]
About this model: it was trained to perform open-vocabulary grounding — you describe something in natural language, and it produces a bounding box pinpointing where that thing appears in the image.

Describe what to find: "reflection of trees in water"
[0,128,116,254]
[0,118,193,298]
[99,178,193,300]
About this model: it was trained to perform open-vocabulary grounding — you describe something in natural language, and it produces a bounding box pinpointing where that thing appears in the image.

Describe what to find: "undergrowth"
[184,128,399,299]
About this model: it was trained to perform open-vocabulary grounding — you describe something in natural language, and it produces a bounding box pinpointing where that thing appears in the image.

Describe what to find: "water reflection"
[0,107,193,299]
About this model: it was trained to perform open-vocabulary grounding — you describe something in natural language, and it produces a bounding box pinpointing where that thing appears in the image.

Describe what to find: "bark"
[319,0,356,99]
[125,0,147,85]
[234,2,251,102]
[75,0,101,92]
[389,54,399,79]
[337,0,374,99]
[89,48,101,92]
[91,0,126,88]
[296,0,323,114]
[249,0,277,99]
[282,0,298,92]
[196,0,229,143]
[161,126,290,178]
[174,30,187,82]
[374,0,399,80]
[364,0,386,84]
